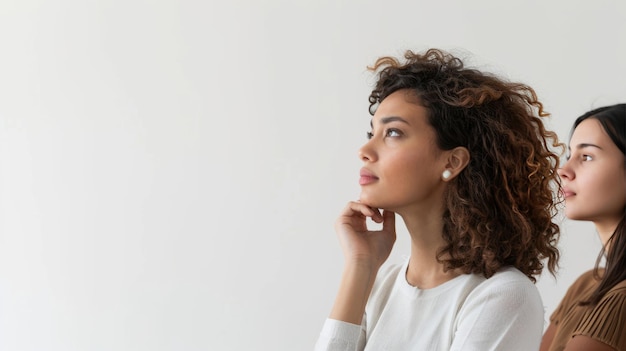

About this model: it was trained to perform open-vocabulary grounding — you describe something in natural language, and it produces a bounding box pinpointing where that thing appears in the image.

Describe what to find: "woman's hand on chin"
[334,201,397,271]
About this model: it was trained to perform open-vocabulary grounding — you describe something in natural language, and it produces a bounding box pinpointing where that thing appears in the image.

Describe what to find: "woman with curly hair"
[314,48,562,350]
[540,104,626,351]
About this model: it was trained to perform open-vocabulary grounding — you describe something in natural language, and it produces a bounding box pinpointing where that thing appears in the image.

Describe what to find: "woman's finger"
[339,201,382,222]
[382,210,396,233]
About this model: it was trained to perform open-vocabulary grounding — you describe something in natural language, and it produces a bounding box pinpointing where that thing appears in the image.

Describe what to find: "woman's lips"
[561,187,575,198]
[359,168,378,185]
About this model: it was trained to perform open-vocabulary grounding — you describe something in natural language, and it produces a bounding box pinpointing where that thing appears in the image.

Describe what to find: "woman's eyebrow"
[575,143,603,150]
[370,116,411,128]
[381,116,410,125]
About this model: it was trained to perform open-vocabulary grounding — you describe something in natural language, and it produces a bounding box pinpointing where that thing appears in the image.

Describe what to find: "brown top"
[549,269,626,351]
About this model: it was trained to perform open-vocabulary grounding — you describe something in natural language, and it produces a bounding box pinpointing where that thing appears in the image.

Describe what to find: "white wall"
[0,1,624,350]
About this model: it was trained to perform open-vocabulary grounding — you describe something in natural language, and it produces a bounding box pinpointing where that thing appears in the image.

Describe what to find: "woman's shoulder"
[593,279,626,319]
[462,267,542,308]
[553,269,607,313]
[477,266,536,289]
[608,277,626,291]
[573,269,599,285]
[456,267,539,302]
[601,278,626,300]
[457,267,543,320]
[563,269,602,297]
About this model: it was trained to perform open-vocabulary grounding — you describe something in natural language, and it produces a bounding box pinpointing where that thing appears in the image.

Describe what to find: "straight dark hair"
[574,103,626,306]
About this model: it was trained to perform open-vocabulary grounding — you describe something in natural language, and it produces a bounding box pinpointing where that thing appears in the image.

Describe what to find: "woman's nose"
[358,140,376,162]
[557,160,573,180]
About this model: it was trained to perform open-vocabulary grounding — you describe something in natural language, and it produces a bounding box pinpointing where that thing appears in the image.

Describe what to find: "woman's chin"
[358,195,389,210]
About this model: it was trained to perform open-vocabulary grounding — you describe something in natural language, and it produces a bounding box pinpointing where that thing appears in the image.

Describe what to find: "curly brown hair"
[368,48,563,282]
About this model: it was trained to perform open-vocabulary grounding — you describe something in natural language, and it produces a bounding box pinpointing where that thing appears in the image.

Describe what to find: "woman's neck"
[401,212,462,289]
[594,220,618,251]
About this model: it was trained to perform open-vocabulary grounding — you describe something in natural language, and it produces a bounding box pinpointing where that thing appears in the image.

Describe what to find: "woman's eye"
[366,131,374,139]
[385,128,402,137]
[582,154,593,161]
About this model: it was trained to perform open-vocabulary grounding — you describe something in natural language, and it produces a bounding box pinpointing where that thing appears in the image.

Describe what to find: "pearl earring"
[442,170,452,180]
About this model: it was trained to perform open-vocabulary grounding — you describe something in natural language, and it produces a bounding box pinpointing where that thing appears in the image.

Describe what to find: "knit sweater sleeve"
[313,318,366,351]
[450,268,544,351]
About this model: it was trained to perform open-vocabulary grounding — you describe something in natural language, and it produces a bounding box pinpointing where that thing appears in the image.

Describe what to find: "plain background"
[1,1,625,350]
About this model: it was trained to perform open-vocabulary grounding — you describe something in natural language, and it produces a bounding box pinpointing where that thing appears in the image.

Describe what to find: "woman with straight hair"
[540,103,626,351]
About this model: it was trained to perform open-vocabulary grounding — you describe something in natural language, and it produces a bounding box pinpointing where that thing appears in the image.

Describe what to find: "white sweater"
[315,259,544,351]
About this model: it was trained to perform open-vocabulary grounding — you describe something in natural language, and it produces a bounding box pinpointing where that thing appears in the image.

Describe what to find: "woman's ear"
[442,147,470,181]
